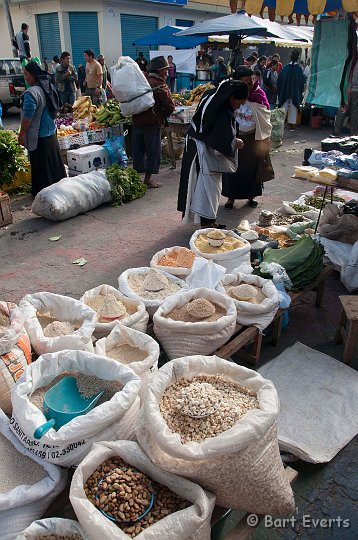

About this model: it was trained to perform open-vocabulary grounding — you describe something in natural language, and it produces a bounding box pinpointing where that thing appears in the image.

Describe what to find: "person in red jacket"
[132,56,175,188]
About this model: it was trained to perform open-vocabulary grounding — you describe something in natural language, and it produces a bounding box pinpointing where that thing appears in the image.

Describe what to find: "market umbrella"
[132,26,208,49]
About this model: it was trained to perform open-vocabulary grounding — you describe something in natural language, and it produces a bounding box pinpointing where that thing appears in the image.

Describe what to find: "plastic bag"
[186,257,226,290]
[276,201,319,221]
[111,57,154,116]
[16,518,87,539]
[10,349,141,466]
[270,107,285,144]
[70,440,215,540]
[259,262,293,290]
[321,237,358,292]
[103,136,128,166]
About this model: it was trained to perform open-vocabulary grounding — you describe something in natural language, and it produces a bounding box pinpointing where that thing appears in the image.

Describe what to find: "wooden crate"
[0,192,12,227]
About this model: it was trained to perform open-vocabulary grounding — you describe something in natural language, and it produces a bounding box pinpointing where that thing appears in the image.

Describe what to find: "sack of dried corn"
[16,518,87,539]
[80,284,149,338]
[153,288,236,360]
[0,410,67,540]
[136,355,296,515]
[217,272,280,331]
[118,268,188,317]
[150,246,196,278]
[19,292,96,355]
[95,325,159,399]
[10,350,141,466]
[70,440,215,540]
[189,229,251,273]
[0,302,32,414]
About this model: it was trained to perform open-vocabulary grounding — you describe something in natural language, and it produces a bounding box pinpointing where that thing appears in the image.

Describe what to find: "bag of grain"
[70,440,215,540]
[0,410,67,540]
[217,272,280,331]
[136,355,296,515]
[10,350,141,466]
[19,292,96,355]
[150,246,196,278]
[189,229,251,273]
[16,518,87,539]
[0,302,32,413]
[118,268,188,317]
[95,325,159,398]
[80,284,149,338]
[153,288,236,360]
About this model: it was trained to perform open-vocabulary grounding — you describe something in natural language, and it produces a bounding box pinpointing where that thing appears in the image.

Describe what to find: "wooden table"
[164,122,190,169]
[335,295,358,364]
[215,324,262,366]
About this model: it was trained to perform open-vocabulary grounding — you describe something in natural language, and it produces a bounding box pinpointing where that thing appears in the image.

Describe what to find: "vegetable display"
[94,99,124,127]
[172,83,214,106]
[0,130,27,186]
[72,96,97,121]
[106,165,147,206]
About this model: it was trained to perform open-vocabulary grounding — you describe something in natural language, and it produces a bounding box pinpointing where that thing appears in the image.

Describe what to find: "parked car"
[0,58,26,115]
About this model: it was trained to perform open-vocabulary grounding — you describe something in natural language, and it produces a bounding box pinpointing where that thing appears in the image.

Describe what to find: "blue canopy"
[132,25,208,49]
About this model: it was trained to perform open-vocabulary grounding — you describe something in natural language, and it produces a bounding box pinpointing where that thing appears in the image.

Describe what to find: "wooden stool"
[335,295,358,364]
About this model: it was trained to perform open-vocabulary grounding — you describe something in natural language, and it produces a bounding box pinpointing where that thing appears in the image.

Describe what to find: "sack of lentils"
[136,355,296,515]
[10,350,141,466]
[118,268,188,317]
[70,440,216,540]
[81,285,149,338]
[150,246,196,278]
[0,302,32,414]
[16,518,88,540]
[0,410,67,540]
[19,292,96,355]
[95,325,159,399]
[153,288,237,360]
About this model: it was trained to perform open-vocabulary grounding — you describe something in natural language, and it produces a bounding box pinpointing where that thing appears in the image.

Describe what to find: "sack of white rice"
[16,518,88,539]
[150,246,196,278]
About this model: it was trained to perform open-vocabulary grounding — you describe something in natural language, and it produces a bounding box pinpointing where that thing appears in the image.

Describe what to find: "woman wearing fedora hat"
[132,55,175,188]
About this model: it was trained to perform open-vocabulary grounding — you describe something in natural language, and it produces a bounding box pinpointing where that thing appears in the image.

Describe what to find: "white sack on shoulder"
[70,440,216,540]
[16,518,88,539]
[81,284,149,338]
[10,350,141,466]
[19,292,96,355]
[150,246,193,278]
[153,288,236,360]
[111,57,154,116]
[0,410,67,540]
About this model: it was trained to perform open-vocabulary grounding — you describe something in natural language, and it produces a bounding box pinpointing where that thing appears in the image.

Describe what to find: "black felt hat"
[149,55,169,71]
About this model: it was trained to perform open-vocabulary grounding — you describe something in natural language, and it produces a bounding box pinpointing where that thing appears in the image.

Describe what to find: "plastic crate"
[87,127,112,144]
[169,106,196,124]
[57,135,71,150]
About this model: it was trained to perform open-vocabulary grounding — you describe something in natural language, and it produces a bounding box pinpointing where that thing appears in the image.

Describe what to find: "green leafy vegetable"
[106,165,147,207]
[0,130,27,186]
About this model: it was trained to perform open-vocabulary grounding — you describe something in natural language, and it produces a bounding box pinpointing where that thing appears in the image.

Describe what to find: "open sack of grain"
[118,268,188,317]
[95,325,159,398]
[19,292,96,355]
[80,284,149,338]
[0,410,67,540]
[70,440,215,540]
[189,229,251,273]
[150,246,196,278]
[16,518,88,540]
[136,355,295,515]
[217,272,280,331]
[0,302,32,413]
[10,350,141,466]
[153,288,236,360]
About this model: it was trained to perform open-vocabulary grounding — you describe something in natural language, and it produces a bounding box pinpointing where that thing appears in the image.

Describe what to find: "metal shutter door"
[120,14,157,59]
[36,13,61,62]
[69,12,100,68]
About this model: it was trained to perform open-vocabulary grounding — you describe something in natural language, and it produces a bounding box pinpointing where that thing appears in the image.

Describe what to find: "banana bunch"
[94,99,123,127]
[73,96,96,120]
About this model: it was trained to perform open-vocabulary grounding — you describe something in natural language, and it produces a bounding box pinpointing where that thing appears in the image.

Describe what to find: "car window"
[0,60,23,76]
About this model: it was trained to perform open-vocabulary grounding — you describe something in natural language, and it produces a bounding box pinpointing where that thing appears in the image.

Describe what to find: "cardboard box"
[67,145,109,174]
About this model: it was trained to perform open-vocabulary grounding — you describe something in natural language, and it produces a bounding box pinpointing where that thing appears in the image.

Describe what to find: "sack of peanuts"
[136,355,296,515]
[217,272,280,331]
[80,284,149,338]
[0,410,67,540]
[189,229,251,273]
[10,350,141,466]
[70,440,216,540]
[150,246,196,278]
[0,302,32,413]
[153,288,236,360]
[118,267,188,317]
[19,292,96,355]
[16,518,88,539]
[95,325,159,398]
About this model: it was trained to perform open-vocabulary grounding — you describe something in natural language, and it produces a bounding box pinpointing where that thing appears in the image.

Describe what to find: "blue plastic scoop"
[33,376,104,440]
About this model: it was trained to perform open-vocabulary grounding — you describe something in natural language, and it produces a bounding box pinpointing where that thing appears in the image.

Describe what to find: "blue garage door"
[36,13,61,62]
[120,14,157,60]
[69,12,100,69]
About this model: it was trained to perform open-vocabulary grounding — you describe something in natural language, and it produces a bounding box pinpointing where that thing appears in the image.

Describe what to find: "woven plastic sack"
[80,284,149,338]
[70,440,215,540]
[19,292,96,355]
[111,57,154,116]
[10,350,141,466]
[0,302,32,413]
[153,288,236,360]
[276,201,319,221]
[0,410,67,540]
[150,246,195,278]
[95,325,159,399]
[118,267,188,317]
[217,273,280,331]
[136,355,296,515]
[189,229,251,273]
[16,518,88,539]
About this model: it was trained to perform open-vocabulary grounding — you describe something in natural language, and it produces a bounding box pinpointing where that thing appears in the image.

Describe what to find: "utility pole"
[3,0,17,58]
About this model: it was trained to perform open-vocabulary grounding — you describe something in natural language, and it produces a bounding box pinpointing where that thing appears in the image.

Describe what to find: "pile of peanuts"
[160,374,259,444]
[84,457,190,538]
